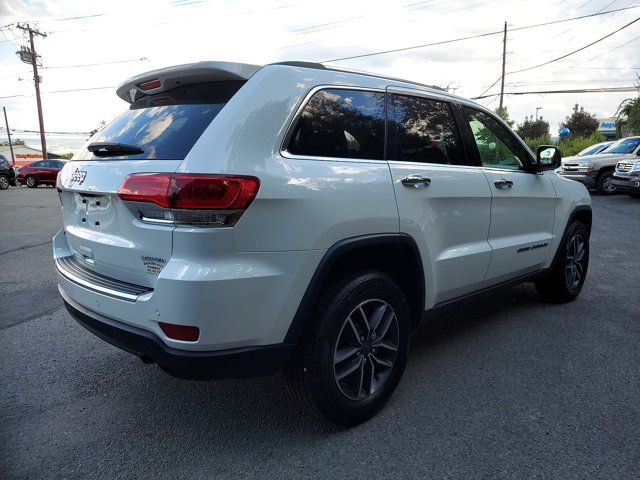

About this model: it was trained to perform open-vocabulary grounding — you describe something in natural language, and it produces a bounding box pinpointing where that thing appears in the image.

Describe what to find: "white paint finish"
[388,162,492,306]
[234,157,398,252]
[481,169,557,282]
[545,171,592,265]
[58,160,181,286]
[54,229,324,350]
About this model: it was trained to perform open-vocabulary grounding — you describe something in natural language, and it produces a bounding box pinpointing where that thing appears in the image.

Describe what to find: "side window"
[31,162,43,168]
[389,94,465,165]
[463,107,529,170]
[53,161,64,168]
[287,88,385,160]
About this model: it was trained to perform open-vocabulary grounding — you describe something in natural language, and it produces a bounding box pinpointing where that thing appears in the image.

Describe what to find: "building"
[0,145,62,166]
[597,117,617,140]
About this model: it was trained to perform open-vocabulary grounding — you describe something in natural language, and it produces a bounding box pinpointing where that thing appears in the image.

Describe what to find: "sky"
[1,0,639,152]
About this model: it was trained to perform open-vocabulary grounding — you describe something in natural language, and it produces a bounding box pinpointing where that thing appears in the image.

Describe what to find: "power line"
[42,57,148,69]
[0,126,90,135]
[476,16,640,97]
[0,85,115,100]
[509,16,640,74]
[322,4,640,62]
[473,85,639,99]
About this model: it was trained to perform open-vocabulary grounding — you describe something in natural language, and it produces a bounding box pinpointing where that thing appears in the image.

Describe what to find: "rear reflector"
[159,322,200,342]
[138,79,161,91]
[118,173,260,226]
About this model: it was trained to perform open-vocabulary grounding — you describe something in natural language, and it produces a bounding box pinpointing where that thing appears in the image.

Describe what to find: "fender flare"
[283,233,424,344]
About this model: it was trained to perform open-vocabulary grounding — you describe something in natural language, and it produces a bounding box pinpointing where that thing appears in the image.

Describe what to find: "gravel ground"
[1,187,638,479]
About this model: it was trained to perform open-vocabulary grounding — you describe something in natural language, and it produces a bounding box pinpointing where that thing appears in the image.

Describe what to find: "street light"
[536,107,542,120]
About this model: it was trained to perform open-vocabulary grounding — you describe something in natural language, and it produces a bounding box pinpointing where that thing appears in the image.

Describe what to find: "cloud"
[0,0,637,143]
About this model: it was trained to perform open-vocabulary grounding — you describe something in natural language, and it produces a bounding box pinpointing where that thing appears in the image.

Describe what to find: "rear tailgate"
[58,160,181,288]
[58,66,254,288]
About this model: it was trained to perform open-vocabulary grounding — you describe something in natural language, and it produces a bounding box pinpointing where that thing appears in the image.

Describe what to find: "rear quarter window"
[286,88,386,160]
[75,81,244,161]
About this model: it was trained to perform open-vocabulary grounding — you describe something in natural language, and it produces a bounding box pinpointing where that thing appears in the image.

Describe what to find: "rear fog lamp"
[159,322,200,342]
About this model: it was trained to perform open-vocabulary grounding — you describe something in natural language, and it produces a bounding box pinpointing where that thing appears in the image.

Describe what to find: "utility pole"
[498,21,507,112]
[3,107,15,163]
[16,23,47,160]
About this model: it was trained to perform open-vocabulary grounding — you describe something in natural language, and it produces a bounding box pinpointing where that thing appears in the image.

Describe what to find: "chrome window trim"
[279,85,387,163]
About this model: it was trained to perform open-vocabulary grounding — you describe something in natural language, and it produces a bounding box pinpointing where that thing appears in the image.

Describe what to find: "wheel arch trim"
[284,233,425,344]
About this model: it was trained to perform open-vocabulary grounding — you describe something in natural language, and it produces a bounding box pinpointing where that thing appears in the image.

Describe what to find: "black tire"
[535,220,589,303]
[629,193,640,199]
[596,170,616,195]
[0,174,9,190]
[25,175,38,188]
[285,271,411,426]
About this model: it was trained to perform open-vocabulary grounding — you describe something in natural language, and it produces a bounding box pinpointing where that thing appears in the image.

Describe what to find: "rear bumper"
[559,172,596,188]
[60,285,295,380]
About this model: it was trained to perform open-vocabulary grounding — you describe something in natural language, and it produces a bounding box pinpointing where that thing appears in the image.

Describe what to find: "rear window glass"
[389,94,464,165]
[75,81,244,160]
[286,88,385,160]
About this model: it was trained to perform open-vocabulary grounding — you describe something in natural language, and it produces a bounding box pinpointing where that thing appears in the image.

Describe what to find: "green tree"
[88,120,106,138]
[560,104,599,137]
[494,106,515,128]
[1,138,26,146]
[615,78,640,135]
[516,116,550,139]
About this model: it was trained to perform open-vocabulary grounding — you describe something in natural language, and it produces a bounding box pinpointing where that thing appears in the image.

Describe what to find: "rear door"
[459,106,556,284]
[386,89,493,305]
[58,80,244,287]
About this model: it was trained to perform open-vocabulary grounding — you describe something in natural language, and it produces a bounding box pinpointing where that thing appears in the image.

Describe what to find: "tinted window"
[601,137,640,154]
[389,94,464,164]
[463,107,529,170]
[287,89,385,160]
[30,162,44,168]
[75,81,244,161]
[53,161,64,168]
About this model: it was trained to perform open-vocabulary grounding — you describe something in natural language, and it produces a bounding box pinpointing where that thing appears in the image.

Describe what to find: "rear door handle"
[494,179,513,188]
[401,175,431,189]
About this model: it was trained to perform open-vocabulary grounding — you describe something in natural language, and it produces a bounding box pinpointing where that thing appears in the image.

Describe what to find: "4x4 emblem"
[70,168,87,185]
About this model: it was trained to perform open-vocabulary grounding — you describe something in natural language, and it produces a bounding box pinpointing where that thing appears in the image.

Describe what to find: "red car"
[17,160,65,188]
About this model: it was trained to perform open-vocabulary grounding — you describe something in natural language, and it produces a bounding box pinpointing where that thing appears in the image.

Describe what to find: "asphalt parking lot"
[1,186,638,479]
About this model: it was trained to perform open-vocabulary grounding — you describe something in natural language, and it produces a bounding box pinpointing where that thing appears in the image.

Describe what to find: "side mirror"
[536,145,561,171]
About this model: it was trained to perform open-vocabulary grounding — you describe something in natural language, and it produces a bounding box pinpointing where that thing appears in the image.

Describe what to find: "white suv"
[54,61,592,425]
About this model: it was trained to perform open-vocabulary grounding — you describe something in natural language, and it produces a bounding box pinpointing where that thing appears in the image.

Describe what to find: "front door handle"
[401,175,431,189]
[494,179,513,188]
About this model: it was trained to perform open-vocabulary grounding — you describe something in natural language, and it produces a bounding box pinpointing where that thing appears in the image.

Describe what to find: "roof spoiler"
[115,61,262,103]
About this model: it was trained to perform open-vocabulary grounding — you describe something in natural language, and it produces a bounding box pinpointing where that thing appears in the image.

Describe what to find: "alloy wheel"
[333,299,399,401]
[565,234,585,291]
[26,177,35,187]
[0,176,8,189]
[603,176,616,193]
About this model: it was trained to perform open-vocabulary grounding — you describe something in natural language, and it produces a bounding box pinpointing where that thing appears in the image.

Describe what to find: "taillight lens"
[117,173,260,226]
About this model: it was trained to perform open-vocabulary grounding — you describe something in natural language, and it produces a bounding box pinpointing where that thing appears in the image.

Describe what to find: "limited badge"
[141,256,166,275]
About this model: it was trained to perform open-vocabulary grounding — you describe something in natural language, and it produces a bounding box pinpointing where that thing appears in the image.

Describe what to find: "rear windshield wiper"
[87,142,144,157]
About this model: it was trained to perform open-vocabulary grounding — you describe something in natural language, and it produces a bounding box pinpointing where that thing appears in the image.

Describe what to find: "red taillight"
[159,322,200,342]
[170,175,260,210]
[118,173,260,226]
[138,79,161,91]
[118,173,172,208]
[118,174,260,210]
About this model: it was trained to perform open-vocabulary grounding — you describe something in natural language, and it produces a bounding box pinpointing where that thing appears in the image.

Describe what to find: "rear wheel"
[596,170,616,195]
[535,220,589,303]
[286,271,411,426]
[25,175,38,188]
[0,174,8,190]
